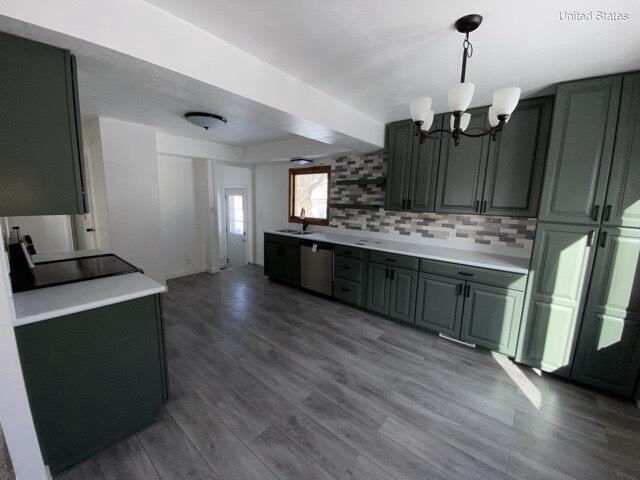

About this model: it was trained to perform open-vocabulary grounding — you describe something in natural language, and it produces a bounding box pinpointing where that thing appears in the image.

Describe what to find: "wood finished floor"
[59,265,640,480]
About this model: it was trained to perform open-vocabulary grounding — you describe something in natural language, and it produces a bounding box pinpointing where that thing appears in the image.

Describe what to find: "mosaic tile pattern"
[328,151,537,250]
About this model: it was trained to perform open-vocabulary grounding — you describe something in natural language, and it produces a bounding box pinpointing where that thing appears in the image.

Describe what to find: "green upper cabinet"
[483,97,553,217]
[385,116,443,211]
[516,223,597,376]
[407,115,443,212]
[571,228,640,396]
[385,120,415,210]
[386,99,551,217]
[435,107,490,214]
[538,76,622,225]
[415,273,464,337]
[460,282,523,356]
[604,73,640,228]
[0,32,87,216]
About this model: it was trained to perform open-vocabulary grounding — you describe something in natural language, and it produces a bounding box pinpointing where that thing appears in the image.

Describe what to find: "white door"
[225,188,247,266]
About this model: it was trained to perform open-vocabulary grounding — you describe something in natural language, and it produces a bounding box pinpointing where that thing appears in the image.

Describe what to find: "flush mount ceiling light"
[184,112,228,130]
[410,14,521,146]
[290,158,314,165]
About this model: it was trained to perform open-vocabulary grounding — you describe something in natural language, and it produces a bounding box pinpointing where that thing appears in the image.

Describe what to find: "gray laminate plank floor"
[59,265,640,480]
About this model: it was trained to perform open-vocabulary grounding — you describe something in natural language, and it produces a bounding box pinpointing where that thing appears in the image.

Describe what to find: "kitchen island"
[12,269,168,475]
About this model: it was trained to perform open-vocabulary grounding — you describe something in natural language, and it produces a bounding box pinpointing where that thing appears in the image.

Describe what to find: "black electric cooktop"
[31,254,143,289]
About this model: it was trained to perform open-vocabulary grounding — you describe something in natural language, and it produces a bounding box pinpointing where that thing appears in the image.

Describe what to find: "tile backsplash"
[327,151,537,251]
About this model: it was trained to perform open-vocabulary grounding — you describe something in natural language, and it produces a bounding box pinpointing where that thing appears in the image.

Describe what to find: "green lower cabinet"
[415,273,464,337]
[571,228,640,395]
[460,283,523,356]
[264,241,300,286]
[264,243,279,277]
[15,295,167,474]
[516,223,597,376]
[282,246,301,285]
[366,264,417,323]
[366,263,390,315]
[388,268,418,324]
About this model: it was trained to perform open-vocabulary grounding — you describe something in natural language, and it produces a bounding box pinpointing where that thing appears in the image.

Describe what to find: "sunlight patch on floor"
[492,353,542,409]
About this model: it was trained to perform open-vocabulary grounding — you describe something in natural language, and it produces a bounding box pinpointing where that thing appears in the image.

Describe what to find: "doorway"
[224,187,247,266]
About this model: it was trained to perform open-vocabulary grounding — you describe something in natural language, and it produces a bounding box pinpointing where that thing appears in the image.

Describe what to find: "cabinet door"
[366,263,390,315]
[408,115,443,212]
[482,97,552,217]
[385,120,415,210]
[604,73,640,228]
[460,283,524,356]
[282,246,301,285]
[264,243,280,277]
[0,32,86,216]
[435,107,490,214]
[388,267,418,324]
[415,273,464,337]
[516,223,597,376]
[15,295,165,474]
[571,228,640,395]
[538,76,622,224]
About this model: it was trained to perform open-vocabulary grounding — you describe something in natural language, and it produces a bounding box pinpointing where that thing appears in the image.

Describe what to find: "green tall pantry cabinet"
[518,72,640,396]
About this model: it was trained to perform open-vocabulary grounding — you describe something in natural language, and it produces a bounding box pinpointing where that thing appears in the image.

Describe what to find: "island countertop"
[12,272,167,327]
[265,229,530,274]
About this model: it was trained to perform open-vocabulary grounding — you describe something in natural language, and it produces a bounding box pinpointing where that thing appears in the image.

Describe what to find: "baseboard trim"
[165,267,208,280]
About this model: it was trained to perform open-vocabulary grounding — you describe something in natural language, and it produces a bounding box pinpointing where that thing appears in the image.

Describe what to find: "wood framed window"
[288,165,331,225]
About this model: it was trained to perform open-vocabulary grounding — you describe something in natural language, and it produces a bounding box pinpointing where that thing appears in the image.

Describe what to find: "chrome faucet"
[300,208,309,232]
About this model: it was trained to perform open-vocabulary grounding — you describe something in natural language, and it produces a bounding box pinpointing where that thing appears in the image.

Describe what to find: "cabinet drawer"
[369,250,419,270]
[333,278,364,307]
[334,255,365,283]
[264,232,300,247]
[419,259,527,291]
[334,245,366,259]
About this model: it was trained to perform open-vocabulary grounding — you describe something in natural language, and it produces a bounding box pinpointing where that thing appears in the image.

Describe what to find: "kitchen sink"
[276,229,314,235]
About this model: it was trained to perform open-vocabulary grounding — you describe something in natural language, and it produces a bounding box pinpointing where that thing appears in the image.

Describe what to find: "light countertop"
[12,272,166,327]
[266,230,530,274]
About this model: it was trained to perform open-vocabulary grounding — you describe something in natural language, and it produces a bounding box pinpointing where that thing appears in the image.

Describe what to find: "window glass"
[289,166,330,225]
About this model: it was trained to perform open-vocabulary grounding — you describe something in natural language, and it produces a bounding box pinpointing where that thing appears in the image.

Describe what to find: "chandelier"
[409,14,521,146]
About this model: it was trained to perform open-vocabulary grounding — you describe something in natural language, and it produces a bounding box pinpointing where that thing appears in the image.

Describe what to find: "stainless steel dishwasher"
[300,240,333,296]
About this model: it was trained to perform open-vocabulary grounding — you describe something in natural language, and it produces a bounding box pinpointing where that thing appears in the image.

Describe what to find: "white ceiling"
[77,67,295,147]
[146,0,640,121]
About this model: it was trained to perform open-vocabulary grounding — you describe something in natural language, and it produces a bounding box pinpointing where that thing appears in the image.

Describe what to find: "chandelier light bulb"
[421,110,435,131]
[492,87,521,116]
[450,112,471,132]
[410,97,432,123]
[448,83,475,112]
[488,106,499,127]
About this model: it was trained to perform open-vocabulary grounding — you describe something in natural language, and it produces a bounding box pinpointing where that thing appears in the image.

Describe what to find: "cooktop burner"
[32,254,143,289]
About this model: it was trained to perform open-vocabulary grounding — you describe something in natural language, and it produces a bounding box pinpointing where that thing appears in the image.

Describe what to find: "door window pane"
[227,194,244,234]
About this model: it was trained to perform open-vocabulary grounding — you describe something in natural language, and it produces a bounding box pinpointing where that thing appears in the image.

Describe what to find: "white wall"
[5,215,74,254]
[158,155,209,279]
[214,164,254,265]
[96,117,166,283]
[254,162,291,265]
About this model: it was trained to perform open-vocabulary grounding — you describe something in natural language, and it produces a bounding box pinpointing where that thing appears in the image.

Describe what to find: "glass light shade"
[410,97,432,122]
[448,82,475,112]
[492,87,521,116]
[450,112,471,132]
[420,110,435,131]
[488,106,499,127]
